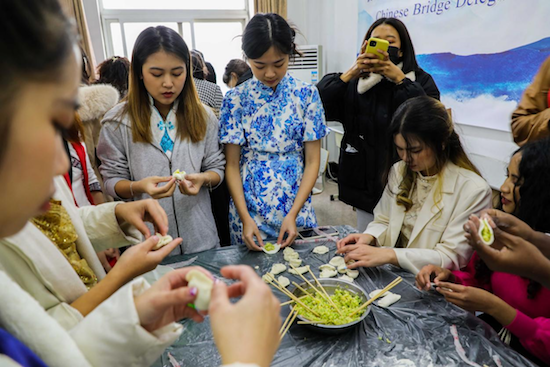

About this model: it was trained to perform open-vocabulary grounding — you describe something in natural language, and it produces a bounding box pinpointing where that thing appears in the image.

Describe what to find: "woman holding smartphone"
[220,13,327,249]
[317,17,440,232]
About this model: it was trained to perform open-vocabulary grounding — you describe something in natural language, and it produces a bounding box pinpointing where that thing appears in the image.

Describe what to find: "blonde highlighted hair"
[387,96,480,211]
[122,26,207,144]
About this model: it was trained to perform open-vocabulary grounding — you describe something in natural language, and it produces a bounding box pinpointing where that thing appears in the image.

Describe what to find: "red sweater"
[452,253,550,362]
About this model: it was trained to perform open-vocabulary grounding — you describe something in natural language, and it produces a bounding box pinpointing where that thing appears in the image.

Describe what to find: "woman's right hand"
[111,235,181,282]
[134,176,177,199]
[341,41,368,83]
[336,233,374,250]
[210,265,281,367]
[242,217,264,251]
[415,265,455,291]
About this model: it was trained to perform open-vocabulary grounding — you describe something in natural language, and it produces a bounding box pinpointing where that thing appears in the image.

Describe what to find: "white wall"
[287,0,518,189]
[82,0,105,64]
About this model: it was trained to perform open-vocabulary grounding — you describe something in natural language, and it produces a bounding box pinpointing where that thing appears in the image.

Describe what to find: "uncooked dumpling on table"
[185,270,214,311]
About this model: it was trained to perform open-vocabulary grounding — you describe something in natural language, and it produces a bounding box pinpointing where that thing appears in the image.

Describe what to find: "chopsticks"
[350,276,402,316]
[265,274,320,316]
[279,309,299,341]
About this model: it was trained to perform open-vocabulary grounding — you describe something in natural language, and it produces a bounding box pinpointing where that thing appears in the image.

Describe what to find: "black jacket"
[317,69,440,212]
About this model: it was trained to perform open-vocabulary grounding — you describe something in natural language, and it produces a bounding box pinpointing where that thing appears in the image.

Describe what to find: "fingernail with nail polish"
[190,287,198,296]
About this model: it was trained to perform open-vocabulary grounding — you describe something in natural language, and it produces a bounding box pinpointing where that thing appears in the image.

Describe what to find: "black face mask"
[388,46,401,65]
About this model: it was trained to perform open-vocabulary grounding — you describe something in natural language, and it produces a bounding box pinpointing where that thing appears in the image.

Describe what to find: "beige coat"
[365,161,492,274]
[0,176,142,329]
[511,56,550,146]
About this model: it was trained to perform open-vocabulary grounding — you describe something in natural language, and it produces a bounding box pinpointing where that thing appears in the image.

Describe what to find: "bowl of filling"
[290,278,370,334]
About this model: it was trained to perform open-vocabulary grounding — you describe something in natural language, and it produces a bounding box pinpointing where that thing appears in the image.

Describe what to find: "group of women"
[1,0,549,366]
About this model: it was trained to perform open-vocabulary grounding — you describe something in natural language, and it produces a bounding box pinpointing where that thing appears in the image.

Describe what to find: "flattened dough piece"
[270,263,287,275]
[312,245,329,254]
[153,233,173,250]
[185,270,214,311]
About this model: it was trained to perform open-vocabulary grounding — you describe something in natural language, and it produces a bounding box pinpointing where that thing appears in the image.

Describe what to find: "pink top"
[452,252,550,363]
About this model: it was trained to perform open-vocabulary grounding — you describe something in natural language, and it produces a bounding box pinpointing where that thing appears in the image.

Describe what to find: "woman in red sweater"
[416,138,550,366]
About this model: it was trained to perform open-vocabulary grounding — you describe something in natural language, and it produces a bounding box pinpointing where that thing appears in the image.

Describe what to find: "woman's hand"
[111,235,181,282]
[361,49,406,83]
[336,233,374,250]
[114,198,169,237]
[416,265,455,291]
[134,176,177,199]
[134,266,213,332]
[476,210,535,243]
[341,41,368,83]
[178,173,204,196]
[210,265,281,367]
[337,244,397,269]
[242,217,264,251]
[277,215,298,248]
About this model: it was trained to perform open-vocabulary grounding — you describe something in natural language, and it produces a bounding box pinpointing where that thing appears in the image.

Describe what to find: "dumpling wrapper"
[288,258,302,267]
[153,232,173,250]
[319,269,337,278]
[346,269,359,279]
[270,263,287,275]
[478,218,494,245]
[262,242,281,254]
[378,293,401,308]
[172,169,187,181]
[339,275,354,283]
[319,264,336,272]
[185,270,214,311]
[329,256,346,267]
[277,276,290,288]
[289,265,310,275]
[312,245,329,254]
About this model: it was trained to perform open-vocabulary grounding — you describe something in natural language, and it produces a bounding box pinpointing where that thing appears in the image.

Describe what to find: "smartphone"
[365,37,389,62]
[317,225,339,237]
[298,228,321,239]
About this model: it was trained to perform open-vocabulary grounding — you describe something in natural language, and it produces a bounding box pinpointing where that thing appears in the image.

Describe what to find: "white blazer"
[365,161,492,274]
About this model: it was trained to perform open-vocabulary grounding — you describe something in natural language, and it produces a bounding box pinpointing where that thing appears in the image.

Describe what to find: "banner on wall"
[358,0,550,131]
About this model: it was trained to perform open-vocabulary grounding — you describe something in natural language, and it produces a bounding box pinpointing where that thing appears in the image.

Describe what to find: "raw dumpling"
[337,264,347,274]
[339,275,354,283]
[153,232,173,250]
[284,251,300,261]
[478,218,494,245]
[378,293,401,308]
[319,269,337,278]
[277,276,290,288]
[312,245,329,254]
[369,289,390,299]
[262,242,281,254]
[186,270,214,311]
[262,273,274,283]
[289,265,310,275]
[319,264,336,272]
[346,269,359,279]
[288,258,302,267]
[270,263,287,275]
[172,169,187,181]
[283,247,296,256]
[329,256,346,268]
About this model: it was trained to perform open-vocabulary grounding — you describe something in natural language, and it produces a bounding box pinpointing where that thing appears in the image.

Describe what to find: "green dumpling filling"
[481,223,492,243]
[264,242,275,251]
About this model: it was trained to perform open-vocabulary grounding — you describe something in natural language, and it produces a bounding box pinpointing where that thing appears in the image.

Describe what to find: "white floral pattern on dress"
[219,74,328,245]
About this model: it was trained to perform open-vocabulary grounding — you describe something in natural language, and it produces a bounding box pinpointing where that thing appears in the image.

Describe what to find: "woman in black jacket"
[317,18,440,231]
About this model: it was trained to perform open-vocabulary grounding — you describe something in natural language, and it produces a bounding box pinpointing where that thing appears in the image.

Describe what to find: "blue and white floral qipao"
[219,74,328,245]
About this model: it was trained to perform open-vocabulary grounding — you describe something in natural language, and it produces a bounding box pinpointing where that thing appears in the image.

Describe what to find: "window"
[99,0,249,88]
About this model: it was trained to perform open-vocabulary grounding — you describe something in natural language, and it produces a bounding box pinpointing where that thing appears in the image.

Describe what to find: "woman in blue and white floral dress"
[220,13,328,250]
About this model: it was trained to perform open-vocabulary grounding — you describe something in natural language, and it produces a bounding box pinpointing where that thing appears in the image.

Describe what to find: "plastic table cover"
[153,226,537,367]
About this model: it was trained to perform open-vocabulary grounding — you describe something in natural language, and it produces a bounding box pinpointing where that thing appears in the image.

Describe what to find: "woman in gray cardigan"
[98,26,225,255]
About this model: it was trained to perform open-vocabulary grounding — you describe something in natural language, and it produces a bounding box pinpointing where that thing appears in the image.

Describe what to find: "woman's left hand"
[338,244,397,269]
[435,281,498,313]
[178,173,204,196]
[277,215,298,247]
[362,50,406,83]
[114,198,169,237]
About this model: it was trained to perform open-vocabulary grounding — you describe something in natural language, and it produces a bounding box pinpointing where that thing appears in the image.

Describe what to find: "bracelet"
[129,181,134,197]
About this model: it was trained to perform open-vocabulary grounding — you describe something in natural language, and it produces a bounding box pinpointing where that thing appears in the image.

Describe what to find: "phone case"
[365,37,389,61]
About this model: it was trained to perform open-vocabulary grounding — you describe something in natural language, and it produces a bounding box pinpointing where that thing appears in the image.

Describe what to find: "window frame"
[99,2,250,58]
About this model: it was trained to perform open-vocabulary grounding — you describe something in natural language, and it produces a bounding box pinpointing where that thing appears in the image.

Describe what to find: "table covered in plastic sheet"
[154,226,537,367]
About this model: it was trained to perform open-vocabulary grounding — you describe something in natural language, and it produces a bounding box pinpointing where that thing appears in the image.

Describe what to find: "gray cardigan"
[97,103,225,255]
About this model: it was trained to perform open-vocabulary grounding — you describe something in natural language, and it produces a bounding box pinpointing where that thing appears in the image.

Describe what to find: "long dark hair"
[123,26,206,143]
[96,56,130,98]
[363,17,419,73]
[0,0,75,166]
[476,139,550,299]
[386,96,479,211]
[242,13,300,59]
[190,50,207,80]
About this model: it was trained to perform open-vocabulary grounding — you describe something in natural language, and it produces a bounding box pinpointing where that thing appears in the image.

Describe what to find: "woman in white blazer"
[0,1,280,367]
[337,96,492,274]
